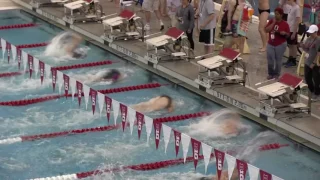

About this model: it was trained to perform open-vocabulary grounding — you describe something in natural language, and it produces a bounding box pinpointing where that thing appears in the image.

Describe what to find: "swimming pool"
[0,9,320,180]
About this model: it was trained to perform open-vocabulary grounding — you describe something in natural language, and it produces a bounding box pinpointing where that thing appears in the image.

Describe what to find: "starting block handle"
[255,78,277,87]
[194,52,215,59]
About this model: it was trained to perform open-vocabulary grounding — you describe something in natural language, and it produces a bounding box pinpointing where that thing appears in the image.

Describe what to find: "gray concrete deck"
[5,0,320,152]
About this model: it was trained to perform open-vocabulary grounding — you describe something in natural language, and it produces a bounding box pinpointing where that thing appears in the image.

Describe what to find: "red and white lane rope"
[0,60,116,78]
[0,112,209,145]
[0,82,165,106]
[0,23,37,30]
[0,42,48,49]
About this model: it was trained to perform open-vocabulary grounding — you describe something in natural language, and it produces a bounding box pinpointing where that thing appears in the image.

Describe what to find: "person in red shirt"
[265,8,290,79]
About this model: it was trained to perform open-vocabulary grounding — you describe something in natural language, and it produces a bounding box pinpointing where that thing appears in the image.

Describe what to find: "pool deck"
[4,0,320,152]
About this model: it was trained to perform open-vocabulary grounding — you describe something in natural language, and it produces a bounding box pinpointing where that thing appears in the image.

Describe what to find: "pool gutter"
[7,1,320,153]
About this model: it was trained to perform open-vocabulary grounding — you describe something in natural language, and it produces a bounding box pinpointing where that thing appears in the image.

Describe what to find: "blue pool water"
[0,9,320,180]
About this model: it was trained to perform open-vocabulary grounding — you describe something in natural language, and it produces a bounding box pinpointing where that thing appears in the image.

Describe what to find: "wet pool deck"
[5,0,320,152]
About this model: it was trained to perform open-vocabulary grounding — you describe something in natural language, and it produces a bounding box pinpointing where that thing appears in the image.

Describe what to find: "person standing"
[142,0,165,31]
[258,0,270,52]
[265,8,290,79]
[196,0,216,55]
[300,25,320,100]
[279,0,290,21]
[284,0,301,67]
[176,0,195,50]
[167,0,181,28]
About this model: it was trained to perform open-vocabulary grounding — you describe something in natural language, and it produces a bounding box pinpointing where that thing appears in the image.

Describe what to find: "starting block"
[195,48,246,89]
[255,73,309,117]
[101,10,144,43]
[30,0,70,8]
[63,0,106,24]
[144,27,192,64]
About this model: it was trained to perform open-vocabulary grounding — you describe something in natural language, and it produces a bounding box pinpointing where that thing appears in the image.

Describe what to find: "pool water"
[0,9,320,180]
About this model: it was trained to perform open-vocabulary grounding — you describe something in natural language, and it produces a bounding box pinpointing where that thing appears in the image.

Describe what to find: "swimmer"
[81,69,124,84]
[132,95,175,113]
[60,31,84,58]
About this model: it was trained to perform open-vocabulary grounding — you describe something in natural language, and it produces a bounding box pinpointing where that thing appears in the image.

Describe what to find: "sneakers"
[144,24,150,31]
[311,94,320,101]
[160,21,164,31]
[267,75,274,80]
[284,57,297,68]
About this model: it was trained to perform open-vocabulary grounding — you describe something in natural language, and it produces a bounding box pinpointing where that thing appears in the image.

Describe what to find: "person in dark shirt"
[176,0,195,49]
[265,8,290,79]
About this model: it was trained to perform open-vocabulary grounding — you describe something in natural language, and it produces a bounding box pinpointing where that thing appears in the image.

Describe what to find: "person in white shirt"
[167,0,181,27]
[142,0,165,31]
[279,0,291,21]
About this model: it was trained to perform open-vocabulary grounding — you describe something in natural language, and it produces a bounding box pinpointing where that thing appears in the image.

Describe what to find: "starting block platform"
[255,73,309,117]
[30,0,70,8]
[101,10,144,43]
[62,0,106,24]
[144,27,192,64]
[195,48,246,89]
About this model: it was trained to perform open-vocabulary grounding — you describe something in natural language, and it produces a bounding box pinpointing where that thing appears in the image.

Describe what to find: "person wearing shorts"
[142,0,164,31]
[197,0,216,56]
[284,0,301,67]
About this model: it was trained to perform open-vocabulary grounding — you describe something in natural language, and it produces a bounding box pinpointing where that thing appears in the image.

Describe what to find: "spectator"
[265,8,290,80]
[192,0,200,36]
[279,0,290,21]
[167,0,181,28]
[225,0,246,53]
[258,0,270,52]
[142,0,165,31]
[300,25,320,100]
[196,0,216,55]
[176,0,195,49]
[283,0,301,67]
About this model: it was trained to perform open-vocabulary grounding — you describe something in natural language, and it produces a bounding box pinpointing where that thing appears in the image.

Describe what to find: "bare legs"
[258,11,269,52]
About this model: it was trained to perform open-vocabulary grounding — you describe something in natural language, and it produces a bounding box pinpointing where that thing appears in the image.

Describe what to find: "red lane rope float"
[0,42,48,49]
[19,112,210,142]
[259,143,290,151]
[0,60,114,78]
[0,83,164,106]
[0,23,37,30]
[76,155,202,179]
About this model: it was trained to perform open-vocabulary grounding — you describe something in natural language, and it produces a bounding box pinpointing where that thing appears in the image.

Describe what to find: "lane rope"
[0,83,165,106]
[0,42,48,49]
[0,60,115,78]
[0,23,37,30]
[30,142,289,180]
[0,112,210,144]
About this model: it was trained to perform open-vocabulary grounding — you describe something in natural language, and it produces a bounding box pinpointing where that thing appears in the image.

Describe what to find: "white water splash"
[0,108,101,138]
[43,32,89,62]
[186,109,252,139]
[0,78,51,93]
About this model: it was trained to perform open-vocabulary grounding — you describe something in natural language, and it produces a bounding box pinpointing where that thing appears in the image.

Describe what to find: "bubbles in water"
[186,109,251,139]
[0,157,28,171]
[0,78,51,93]
[235,131,278,163]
